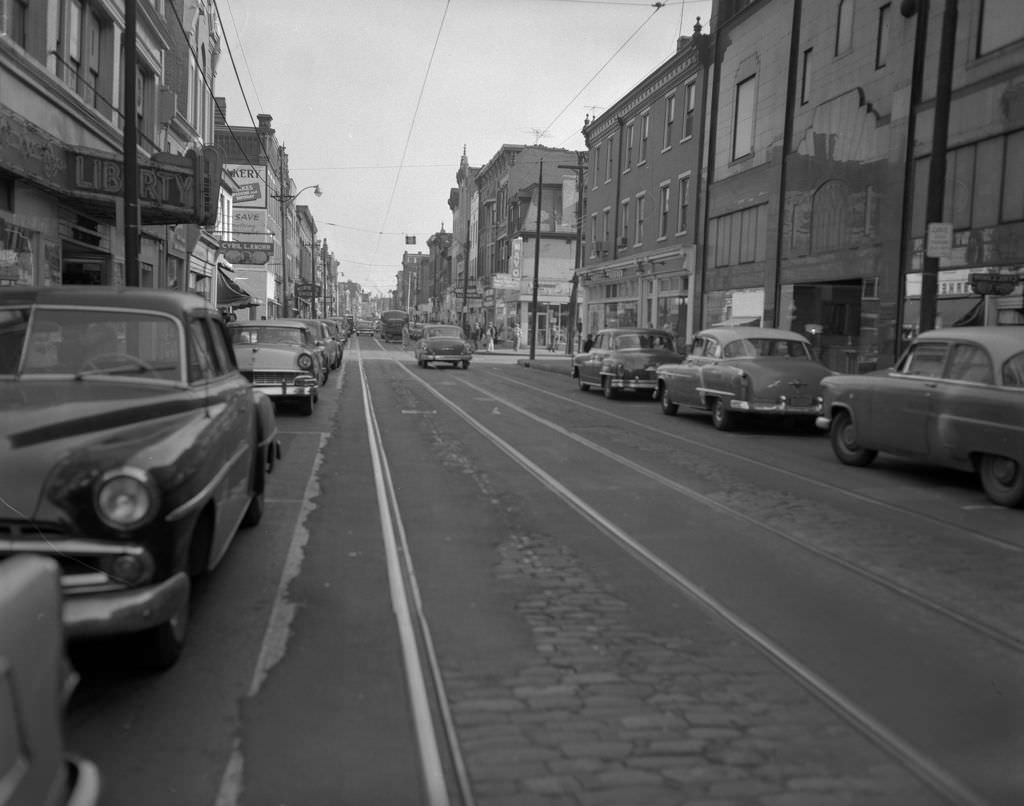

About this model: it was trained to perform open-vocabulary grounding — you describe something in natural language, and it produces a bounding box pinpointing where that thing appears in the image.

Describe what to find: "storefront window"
[0,220,38,285]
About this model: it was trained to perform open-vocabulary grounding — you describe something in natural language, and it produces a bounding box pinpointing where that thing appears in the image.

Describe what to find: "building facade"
[703,0,1024,371]
[581,25,710,347]
[1,0,222,296]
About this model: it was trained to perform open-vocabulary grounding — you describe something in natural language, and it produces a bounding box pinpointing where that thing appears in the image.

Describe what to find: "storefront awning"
[217,266,255,308]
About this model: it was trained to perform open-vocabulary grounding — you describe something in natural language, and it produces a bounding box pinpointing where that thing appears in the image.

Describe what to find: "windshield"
[424,326,463,339]
[722,337,813,359]
[2,306,183,380]
[230,326,307,346]
[613,332,675,350]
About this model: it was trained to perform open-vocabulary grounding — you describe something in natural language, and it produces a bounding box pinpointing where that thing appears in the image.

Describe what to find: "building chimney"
[257,114,275,136]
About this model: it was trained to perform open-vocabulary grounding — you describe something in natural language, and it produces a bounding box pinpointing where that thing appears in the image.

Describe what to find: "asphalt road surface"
[66,335,1024,806]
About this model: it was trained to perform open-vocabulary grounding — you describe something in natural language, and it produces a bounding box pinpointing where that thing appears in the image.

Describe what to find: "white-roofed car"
[229,319,323,415]
[816,326,1024,507]
[656,326,834,430]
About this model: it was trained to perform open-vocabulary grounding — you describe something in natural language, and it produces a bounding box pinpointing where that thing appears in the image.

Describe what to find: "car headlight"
[94,468,158,530]
[297,352,314,370]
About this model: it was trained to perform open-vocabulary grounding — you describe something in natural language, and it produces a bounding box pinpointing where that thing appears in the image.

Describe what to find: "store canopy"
[217,266,257,308]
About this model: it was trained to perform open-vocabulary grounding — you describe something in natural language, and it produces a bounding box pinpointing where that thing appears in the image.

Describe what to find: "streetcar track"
[483,369,1023,555]
[378,350,989,806]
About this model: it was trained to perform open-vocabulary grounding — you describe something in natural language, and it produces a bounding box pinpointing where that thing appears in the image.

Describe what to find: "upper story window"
[663,94,676,149]
[638,112,650,163]
[875,4,891,68]
[592,143,601,189]
[682,81,696,140]
[658,183,671,238]
[835,0,854,56]
[57,0,115,119]
[635,193,646,244]
[605,136,614,182]
[978,0,1024,55]
[732,75,756,160]
[625,122,635,170]
[800,48,812,104]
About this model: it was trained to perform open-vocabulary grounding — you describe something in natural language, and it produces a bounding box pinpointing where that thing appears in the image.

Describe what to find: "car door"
[872,339,950,455]
[187,315,251,565]
[580,332,609,385]
[929,341,1003,462]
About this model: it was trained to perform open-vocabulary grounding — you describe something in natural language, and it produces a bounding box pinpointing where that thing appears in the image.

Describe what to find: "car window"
[898,341,948,377]
[1003,351,1024,387]
[205,317,237,376]
[188,318,216,383]
[723,339,757,358]
[0,308,31,373]
[705,338,723,359]
[16,307,181,380]
[946,344,994,384]
[615,334,640,349]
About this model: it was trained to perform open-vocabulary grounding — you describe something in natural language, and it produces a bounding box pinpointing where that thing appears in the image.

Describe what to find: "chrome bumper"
[608,377,658,390]
[63,572,190,639]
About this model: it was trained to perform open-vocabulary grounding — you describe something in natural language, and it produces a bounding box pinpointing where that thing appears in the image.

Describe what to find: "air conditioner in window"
[618,236,629,247]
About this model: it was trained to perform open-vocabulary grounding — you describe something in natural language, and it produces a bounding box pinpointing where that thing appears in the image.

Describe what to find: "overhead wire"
[373,0,452,257]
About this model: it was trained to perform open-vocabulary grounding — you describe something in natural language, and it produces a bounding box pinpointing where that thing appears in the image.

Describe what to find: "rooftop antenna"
[524,127,551,145]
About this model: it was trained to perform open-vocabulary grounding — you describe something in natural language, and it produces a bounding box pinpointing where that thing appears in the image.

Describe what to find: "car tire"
[829,409,876,466]
[241,449,266,528]
[461,360,470,369]
[602,376,617,399]
[137,593,188,671]
[710,398,735,431]
[577,373,590,392]
[978,454,1024,508]
[660,386,678,416]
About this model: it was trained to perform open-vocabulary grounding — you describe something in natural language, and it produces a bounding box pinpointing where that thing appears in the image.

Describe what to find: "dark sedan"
[415,324,473,368]
[817,326,1024,507]
[573,328,682,398]
[0,287,279,669]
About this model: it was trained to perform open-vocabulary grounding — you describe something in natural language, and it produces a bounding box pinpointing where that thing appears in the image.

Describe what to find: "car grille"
[243,371,300,385]
[0,521,117,590]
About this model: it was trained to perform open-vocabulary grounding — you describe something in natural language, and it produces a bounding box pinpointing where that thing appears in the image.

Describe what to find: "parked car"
[573,328,682,398]
[295,317,342,372]
[407,320,425,341]
[0,555,101,806]
[229,319,323,415]
[415,324,474,368]
[816,326,1024,507]
[0,286,280,669]
[656,326,833,430]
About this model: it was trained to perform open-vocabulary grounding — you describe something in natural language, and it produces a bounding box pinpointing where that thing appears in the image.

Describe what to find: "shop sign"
[221,239,274,266]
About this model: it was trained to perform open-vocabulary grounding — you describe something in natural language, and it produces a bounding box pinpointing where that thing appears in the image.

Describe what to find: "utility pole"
[559,152,586,354]
[277,145,289,317]
[919,0,958,333]
[529,160,543,360]
[123,0,139,286]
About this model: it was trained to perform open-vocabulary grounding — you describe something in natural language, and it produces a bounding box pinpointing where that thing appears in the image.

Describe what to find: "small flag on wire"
[405,235,416,244]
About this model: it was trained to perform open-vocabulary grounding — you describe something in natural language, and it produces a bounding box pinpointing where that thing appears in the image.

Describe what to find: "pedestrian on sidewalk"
[512,324,522,351]
[485,323,495,352]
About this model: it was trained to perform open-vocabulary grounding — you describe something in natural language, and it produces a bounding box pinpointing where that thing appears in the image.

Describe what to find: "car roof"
[230,319,310,329]
[0,285,216,316]
[698,326,810,343]
[915,326,1024,361]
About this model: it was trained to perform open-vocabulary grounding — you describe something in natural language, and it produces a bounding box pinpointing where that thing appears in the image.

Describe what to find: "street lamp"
[271,149,322,318]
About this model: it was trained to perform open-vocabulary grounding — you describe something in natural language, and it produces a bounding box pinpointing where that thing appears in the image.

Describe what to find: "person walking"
[401,321,410,349]
[512,324,522,351]
[485,323,495,352]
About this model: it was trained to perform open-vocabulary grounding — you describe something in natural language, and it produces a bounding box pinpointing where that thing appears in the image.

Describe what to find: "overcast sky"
[216,0,713,294]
